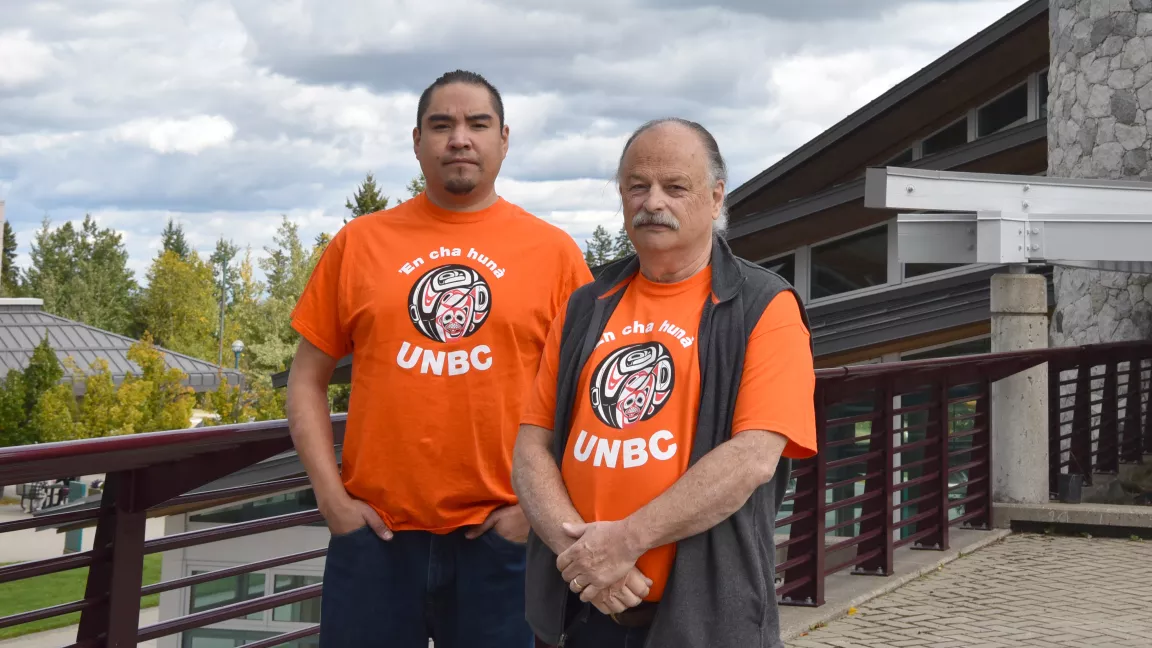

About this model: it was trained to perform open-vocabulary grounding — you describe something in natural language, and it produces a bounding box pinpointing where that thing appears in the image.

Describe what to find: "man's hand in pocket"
[323,495,392,541]
[465,504,529,543]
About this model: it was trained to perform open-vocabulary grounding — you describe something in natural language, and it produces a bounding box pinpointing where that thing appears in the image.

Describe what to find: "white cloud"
[0,30,55,87]
[0,0,1024,281]
[112,116,237,154]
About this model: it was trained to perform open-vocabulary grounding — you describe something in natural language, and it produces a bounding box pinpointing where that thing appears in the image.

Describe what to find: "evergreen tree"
[407,173,426,197]
[345,172,390,222]
[138,250,218,361]
[160,218,191,260]
[23,215,138,335]
[1,222,19,297]
[583,225,616,267]
[613,225,635,260]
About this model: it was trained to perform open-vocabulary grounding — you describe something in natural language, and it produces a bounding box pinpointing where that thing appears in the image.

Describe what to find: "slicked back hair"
[416,70,505,130]
[615,117,729,233]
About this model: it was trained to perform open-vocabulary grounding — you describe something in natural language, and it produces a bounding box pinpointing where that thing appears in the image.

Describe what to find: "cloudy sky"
[0,0,1023,282]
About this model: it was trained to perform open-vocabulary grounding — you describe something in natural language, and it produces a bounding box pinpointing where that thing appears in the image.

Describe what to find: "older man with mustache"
[512,118,819,648]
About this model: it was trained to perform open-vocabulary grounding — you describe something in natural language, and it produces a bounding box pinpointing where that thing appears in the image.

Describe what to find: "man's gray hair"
[615,117,729,234]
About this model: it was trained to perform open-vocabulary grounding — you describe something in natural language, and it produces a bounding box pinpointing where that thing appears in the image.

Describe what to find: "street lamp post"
[231,340,245,370]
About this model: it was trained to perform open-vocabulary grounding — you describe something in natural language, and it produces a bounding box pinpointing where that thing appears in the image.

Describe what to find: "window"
[1038,71,1049,119]
[810,227,888,300]
[901,337,991,361]
[759,254,795,285]
[272,575,323,623]
[904,262,969,280]
[190,572,265,620]
[920,119,967,157]
[977,84,1028,136]
[191,490,324,526]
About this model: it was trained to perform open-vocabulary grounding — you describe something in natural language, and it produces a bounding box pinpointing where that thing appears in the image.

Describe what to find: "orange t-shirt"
[291,193,592,533]
[522,267,817,601]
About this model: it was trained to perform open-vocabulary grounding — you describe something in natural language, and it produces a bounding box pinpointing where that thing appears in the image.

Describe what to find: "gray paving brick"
[787,534,1152,648]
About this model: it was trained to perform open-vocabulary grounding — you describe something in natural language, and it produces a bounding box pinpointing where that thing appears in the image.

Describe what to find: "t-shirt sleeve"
[289,228,353,360]
[731,290,818,459]
[521,308,566,430]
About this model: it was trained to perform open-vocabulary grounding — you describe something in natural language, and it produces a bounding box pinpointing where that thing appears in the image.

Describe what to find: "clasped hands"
[556,520,652,615]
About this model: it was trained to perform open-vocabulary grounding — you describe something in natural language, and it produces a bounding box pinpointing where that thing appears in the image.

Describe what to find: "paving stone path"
[787,533,1152,648]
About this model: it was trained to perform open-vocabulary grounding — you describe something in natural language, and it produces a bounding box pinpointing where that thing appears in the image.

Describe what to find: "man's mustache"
[632,209,680,230]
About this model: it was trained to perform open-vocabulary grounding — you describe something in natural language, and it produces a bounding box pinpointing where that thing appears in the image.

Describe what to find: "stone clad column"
[991,273,1050,504]
[1048,0,1152,347]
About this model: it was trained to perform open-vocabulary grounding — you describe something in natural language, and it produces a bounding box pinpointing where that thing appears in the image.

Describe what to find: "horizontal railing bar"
[824,470,885,492]
[893,508,940,531]
[948,491,989,510]
[894,438,937,454]
[948,459,984,475]
[825,412,881,427]
[827,547,882,576]
[896,471,943,492]
[0,508,101,535]
[162,476,313,509]
[774,510,815,527]
[0,598,97,631]
[775,554,814,573]
[137,583,323,642]
[0,551,95,586]
[822,529,882,556]
[143,510,324,554]
[950,508,989,527]
[950,476,988,492]
[826,510,884,535]
[897,491,942,511]
[825,490,882,514]
[773,531,816,551]
[947,392,987,405]
[894,526,938,549]
[781,488,815,504]
[140,548,329,597]
[825,434,881,449]
[826,451,883,470]
[892,402,939,416]
[774,576,813,597]
[948,443,988,459]
[950,426,988,440]
[896,454,941,474]
[241,625,320,648]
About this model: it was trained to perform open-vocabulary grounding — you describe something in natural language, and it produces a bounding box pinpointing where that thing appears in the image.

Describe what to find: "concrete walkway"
[787,533,1152,647]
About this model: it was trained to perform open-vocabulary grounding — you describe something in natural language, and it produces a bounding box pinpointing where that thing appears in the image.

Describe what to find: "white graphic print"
[589,342,675,429]
[407,264,492,343]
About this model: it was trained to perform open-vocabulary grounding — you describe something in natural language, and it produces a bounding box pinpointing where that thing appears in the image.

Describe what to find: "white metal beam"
[866,167,1152,214]
[869,167,1152,265]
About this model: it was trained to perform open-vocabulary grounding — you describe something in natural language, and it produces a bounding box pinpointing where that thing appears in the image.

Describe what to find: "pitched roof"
[726,0,1046,210]
[0,299,240,394]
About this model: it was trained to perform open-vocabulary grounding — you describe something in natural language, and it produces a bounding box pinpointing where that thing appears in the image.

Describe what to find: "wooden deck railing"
[0,342,1144,644]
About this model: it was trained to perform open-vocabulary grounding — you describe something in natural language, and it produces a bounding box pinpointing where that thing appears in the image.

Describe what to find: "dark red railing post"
[1142,358,1152,458]
[973,378,993,529]
[931,378,951,550]
[1071,363,1094,485]
[782,383,827,606]
[1049,362,1062,496]
[855,380,894,575]
[1122,359,1143,464]
[76,470,147,648]
[1100,358,1120,474]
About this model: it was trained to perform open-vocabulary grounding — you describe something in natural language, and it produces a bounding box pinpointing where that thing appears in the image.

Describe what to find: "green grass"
[0,554,162,640]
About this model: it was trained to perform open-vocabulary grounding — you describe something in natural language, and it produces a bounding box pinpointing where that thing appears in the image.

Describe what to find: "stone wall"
[1050,265,1152,346]
[1048,0,1152,346]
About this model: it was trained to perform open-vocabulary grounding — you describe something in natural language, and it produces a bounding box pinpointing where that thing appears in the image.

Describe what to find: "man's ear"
[412,126,421,157]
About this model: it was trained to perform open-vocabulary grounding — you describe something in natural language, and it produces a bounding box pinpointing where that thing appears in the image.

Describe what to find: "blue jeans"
[318,526,534,648]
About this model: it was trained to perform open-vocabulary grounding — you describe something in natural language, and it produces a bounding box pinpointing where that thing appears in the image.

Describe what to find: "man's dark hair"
[416,70,505,129]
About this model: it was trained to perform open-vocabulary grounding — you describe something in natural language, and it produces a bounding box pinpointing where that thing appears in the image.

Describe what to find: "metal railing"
[0,342,1138,644]
[1048,341,1152,491]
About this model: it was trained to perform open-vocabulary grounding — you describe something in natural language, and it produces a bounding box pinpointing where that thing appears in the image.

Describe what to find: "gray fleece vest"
[524,235,811,648]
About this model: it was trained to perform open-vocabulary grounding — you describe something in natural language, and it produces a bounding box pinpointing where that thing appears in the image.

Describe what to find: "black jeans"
[318,526,534,648]
[562,603,651,648]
